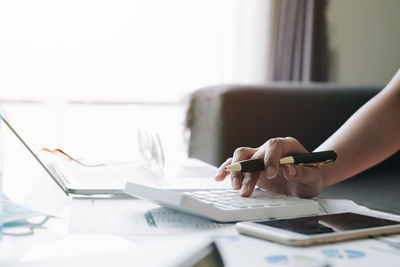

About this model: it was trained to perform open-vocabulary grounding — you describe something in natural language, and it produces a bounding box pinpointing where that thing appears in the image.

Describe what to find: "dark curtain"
[273,0,328,82]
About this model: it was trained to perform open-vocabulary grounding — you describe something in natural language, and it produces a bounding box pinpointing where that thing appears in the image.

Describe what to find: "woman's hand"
[214,137,324,198]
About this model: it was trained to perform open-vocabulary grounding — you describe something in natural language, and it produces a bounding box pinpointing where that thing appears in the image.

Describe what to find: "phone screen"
[255,212,400,235]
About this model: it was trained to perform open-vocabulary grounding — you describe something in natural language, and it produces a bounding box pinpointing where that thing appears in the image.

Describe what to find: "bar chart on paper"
[144,208,232,231]
[264,249,366,265]
[215,233,400,267]
[265,254,323,265]
[320,248,365,259]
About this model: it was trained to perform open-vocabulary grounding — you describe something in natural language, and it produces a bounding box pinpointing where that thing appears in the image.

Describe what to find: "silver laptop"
[2,116,224,196]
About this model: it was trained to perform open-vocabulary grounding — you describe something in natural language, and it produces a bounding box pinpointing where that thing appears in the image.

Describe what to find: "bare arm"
[317,68,400,186]
[215,68,400,198]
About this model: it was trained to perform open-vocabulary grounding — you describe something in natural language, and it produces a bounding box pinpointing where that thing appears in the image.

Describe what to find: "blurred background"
[1,0,400,203]
[1,0,400,103]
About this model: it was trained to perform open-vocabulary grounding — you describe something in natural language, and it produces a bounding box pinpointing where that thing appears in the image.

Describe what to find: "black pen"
[224,150,337,172]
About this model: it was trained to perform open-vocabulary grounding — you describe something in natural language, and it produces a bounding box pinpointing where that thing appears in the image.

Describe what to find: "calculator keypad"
[183,189,314,210]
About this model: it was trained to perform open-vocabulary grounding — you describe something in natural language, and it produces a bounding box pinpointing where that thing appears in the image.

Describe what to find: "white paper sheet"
[214,199,400,267]
[315,198,370,215]
[69,197,400,267]
[19,234,218,267]
[69,198,235,236]
[215,232,400,267]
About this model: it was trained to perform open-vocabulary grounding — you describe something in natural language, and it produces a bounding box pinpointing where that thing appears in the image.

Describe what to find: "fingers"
[215,158,232,181]
[229,147,257,190]
[237,147,266,196]
[240,172,260,197]
[282,164,324,198]
[264,137,308,179]
[262,137,325,198]
[216,137,324,198]
[282,164,297,181]
[282,164,318,184]
[214,147,258,191]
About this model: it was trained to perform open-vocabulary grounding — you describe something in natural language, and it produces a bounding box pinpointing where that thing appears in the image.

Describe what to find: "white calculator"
[124,181,319,222]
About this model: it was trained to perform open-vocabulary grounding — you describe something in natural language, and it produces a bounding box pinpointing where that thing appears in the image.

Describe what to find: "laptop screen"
[1,116,69,196]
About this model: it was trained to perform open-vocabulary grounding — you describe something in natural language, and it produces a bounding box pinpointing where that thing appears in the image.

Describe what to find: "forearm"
[316,71,400,187]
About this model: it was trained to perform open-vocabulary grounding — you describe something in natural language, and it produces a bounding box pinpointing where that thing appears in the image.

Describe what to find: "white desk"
[3,196,400,267]
[2,103,400,266]
[0,202,219,267]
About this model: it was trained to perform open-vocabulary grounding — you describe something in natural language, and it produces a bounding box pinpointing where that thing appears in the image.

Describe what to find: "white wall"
[326,0,400,85]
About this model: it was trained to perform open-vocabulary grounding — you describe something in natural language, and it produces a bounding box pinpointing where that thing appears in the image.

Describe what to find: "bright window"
[0,0,275,103]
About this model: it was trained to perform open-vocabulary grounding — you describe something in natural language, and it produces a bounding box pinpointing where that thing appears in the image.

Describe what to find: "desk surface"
[322,171,400,213]
[0,203,219,267]
[2,103,400,266]
[2,197,400,267]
